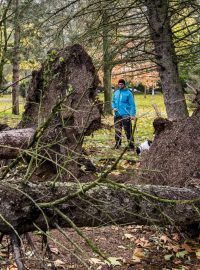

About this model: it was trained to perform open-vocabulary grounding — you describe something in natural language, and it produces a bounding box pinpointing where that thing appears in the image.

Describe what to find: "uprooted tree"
[0,44,200,268]
[140,91,200,188]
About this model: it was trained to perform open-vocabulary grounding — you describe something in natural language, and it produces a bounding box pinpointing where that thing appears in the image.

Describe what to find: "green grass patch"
[0,94,25,127]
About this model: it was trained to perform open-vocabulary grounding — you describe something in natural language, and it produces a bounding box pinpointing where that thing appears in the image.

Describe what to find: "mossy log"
[0,182,199,234]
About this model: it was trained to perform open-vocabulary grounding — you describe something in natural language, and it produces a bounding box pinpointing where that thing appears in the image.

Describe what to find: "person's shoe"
[127,146,135,151]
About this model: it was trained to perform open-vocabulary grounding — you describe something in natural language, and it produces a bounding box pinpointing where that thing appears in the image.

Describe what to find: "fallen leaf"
[110,171,121,176]
[166,244,180,252]
[25,250,35,257]
[50,246,59,254]
[7,264,18,270]
[132,247,145,263]
[0,251,8,257]
[181,243,193,253]
[89,258,105,265]
[173,259,182,265]
[105,257,122,266]
[164,254,173,261]
[172,233,180,241]
[54,259,65,267]
[135,237,151,247]
[124,233,134,239]
[195,249,200,258]
[160,235,171,243]
[176,250,188,258]
[132,254,141,263]
[118,245,126,249]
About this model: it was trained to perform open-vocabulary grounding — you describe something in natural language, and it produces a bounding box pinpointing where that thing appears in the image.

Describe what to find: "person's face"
[118,83,125,89]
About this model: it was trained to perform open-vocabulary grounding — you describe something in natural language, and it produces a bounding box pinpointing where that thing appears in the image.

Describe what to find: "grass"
[0,94,25,127]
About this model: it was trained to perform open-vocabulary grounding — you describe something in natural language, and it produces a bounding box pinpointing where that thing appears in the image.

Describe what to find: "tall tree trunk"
[102,4,112,115]
[103,64,112,114]
[145,0,188,120]
[12,0,20,115]
[0,0,12,89]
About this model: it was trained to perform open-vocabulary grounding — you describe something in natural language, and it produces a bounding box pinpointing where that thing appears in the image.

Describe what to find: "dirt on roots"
[140,94,200,188]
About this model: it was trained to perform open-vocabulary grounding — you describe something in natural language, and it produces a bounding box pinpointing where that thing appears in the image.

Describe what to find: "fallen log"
[0,128,34,159]
[0,181,199,234]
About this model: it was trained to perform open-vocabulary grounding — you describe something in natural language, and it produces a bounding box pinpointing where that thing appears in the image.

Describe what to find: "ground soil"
[1,217,200,269]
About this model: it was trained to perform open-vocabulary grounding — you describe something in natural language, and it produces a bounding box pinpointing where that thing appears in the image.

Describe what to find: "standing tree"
[0,0,13,90]
[12,0,20,115]
[143,0,189,120]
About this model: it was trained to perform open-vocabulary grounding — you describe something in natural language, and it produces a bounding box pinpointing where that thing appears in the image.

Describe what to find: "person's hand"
[114,108,118,112]
[131,116,136,121]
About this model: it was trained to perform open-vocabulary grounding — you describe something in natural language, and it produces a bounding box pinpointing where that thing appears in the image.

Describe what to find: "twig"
[0,74,32,94]
[152,103,161,117]
[11,233,24,270]
[25,233,50,270]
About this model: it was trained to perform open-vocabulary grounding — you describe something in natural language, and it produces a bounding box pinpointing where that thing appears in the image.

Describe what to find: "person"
[112,79,136,150]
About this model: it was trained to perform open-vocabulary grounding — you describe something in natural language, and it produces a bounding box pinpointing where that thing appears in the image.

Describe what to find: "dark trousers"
[114,116,134,148]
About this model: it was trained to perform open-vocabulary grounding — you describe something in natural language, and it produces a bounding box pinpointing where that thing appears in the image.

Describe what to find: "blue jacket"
[112,88,136,117]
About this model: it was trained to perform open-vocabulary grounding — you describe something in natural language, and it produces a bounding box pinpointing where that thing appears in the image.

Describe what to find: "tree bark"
[144,0,188,120]
[103,65,112,114]
[0,128,34,159]
[102,4,113,115]
[12,0,20,115]
[0,182,199,234]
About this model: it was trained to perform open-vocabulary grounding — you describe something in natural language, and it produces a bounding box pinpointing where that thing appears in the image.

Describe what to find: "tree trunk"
[12,0,20,115]
[145,0,188,120]
[103,65,112,114]
[0,182,199,234]
[102,5,113,115]
[0,0,12,89]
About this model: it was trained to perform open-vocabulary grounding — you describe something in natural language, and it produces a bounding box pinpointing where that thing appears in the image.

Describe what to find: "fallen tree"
[0,180,200,235]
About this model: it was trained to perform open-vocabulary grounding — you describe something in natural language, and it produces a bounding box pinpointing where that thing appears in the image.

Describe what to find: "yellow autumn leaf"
[132,254,141,263]
[132,247,145,262]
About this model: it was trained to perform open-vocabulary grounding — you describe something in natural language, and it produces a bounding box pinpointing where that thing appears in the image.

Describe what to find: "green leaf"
[164,254,173,261]
[176,250,188,258]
